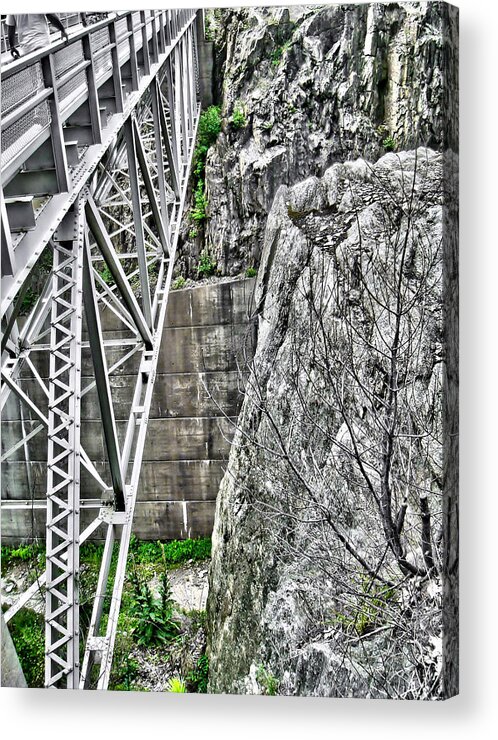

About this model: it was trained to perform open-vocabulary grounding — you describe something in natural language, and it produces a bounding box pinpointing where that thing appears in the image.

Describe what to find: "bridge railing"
[1,10,191,184]
[1,8,196,316]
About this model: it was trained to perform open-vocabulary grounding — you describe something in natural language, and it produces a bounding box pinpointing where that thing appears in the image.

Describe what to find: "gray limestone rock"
[206,147,457,699]
[179,3,458,278]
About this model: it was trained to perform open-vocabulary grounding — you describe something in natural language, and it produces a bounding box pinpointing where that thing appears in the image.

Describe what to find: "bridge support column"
[1,8,201,691]
[45,202,84,689]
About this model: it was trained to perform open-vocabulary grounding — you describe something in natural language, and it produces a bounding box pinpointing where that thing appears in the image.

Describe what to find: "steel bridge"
[1,9,203,689]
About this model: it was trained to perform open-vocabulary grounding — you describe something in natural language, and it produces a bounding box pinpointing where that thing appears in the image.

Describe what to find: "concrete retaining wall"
[196,9,214,108]
[1,278,256,542]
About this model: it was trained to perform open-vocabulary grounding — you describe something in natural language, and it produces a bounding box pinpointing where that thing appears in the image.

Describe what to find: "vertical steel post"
[41,53,70,193]
[126,13,139,92]
[45,202,84,689]
[140,11,151,76]
[151,12,159,64]
[165,9,172,47]
[82,33,102,144]
[109,20,124,113]
[158,10,166,55]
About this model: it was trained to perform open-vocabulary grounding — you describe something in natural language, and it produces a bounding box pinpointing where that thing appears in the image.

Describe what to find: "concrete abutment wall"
[1,278,256,543]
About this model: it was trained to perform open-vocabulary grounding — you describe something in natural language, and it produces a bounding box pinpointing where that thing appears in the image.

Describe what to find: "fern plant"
[166,677,187,693]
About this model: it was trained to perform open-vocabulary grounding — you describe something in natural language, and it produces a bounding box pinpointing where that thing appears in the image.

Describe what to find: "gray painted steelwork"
[1,9,202,689]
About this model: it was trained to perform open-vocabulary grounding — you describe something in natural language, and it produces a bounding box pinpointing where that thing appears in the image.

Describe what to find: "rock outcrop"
[202,2,458,700]
[207,147,457,698]
[179,3,457,278]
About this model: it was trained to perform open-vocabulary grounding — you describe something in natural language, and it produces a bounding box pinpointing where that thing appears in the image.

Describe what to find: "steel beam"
[44,203,84,689]
[132,116,170,255]
[140,11,151,76]
[123,119,153,326]
[151,78,169,224]
[4,516,103,624]
[82,232,126,511]
[85,196,153,349]
[157,76,180,198]
[126,14,140,92]
[82,33,103,145]
[1,194,15,277]
[1,9,201,692]
[41,54,70,194]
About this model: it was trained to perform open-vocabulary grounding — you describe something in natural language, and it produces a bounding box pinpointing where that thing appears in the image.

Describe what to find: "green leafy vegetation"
[198,105,222,145]
[382,135,396,151]
[190,106,222,224]
[172,275,186,290]
[20,286,37,315]
[330,578,396,636]
[185,608,207,631]
[3,537,212,688]
[1,542,44,575]
[166,676,187,693]
[269,20,295,68]
[271,46,283,66]
[18,245,53,315]
[203,8,224,42]
[129,564,180,647]
[2,537,211,574]
[111,656,140,691]
[256,664,279,696]
[191,180,208,222]
[245,266,257,278]
[197,249,217,278]
[271,39,292,66]
[188,653,209,693]
[8,608,45,687]
[129,536,212,565]
[204,14,214,41]
[192,106,222,183]
[97,263,115,286]
[188,227,198,239]
[230,104,247,129]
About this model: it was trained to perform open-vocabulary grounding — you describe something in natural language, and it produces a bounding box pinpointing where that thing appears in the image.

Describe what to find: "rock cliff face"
[179,2,457,277]
[204,3,458,699]
[207,148,457,698]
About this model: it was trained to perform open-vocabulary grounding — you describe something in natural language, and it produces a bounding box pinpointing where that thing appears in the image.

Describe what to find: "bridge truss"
[1,9,201,689]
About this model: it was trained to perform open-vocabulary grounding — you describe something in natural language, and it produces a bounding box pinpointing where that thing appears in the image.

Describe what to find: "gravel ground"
[2,557,210,692]
[1,561,45,615]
